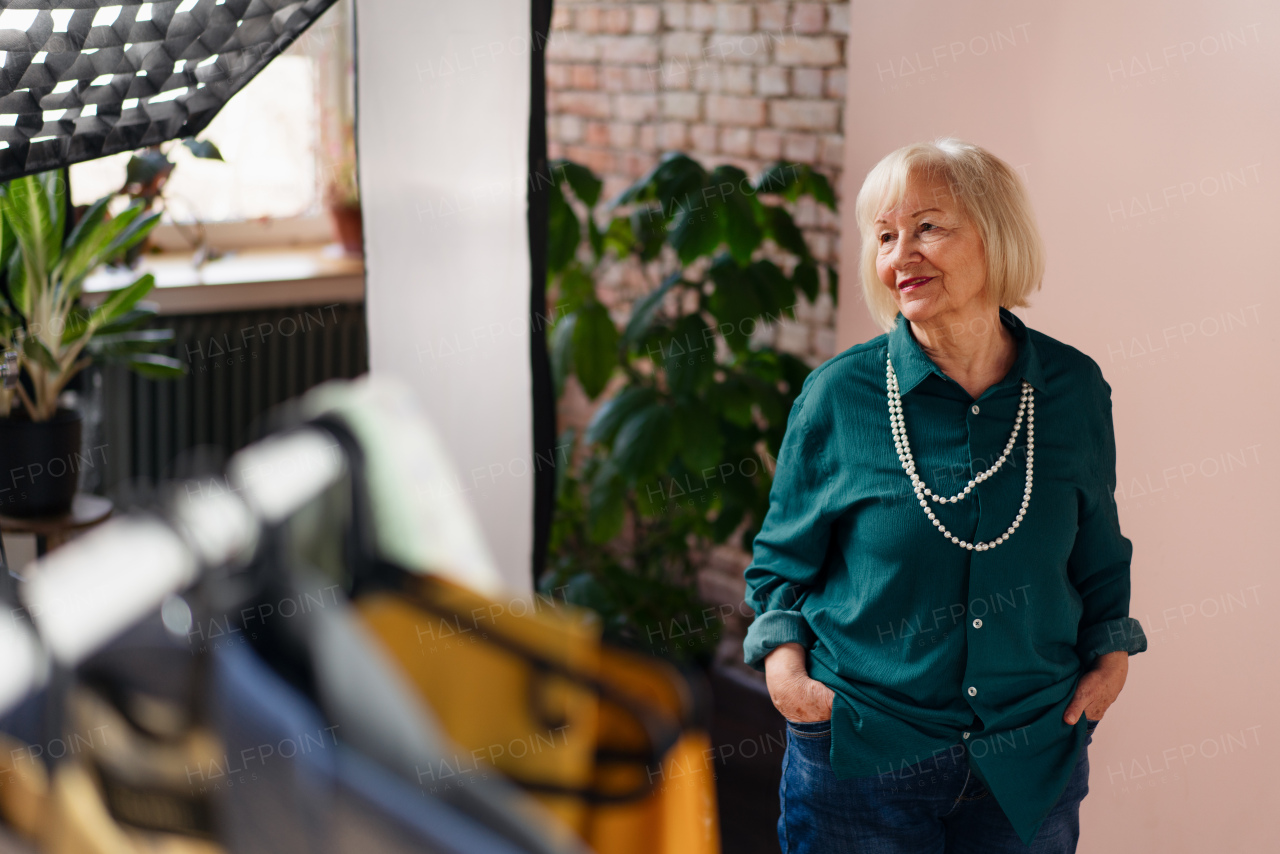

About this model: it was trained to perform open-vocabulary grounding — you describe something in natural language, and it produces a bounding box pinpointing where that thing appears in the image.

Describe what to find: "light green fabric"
[299,375,505,597]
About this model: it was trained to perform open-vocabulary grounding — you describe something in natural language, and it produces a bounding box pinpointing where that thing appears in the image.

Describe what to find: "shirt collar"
[887,306,1048,397]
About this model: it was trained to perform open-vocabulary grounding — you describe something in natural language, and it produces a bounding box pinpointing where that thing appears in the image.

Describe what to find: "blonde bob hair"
[855,138,1045,333]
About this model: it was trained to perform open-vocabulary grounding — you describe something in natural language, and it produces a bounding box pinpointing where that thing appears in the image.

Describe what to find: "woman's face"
[874,173,989,328]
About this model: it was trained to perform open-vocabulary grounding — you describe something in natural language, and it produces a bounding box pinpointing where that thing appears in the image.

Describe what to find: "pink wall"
[837,2,1276,851]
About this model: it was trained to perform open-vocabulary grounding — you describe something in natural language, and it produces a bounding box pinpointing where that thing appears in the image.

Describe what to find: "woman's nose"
[888,233,919,268]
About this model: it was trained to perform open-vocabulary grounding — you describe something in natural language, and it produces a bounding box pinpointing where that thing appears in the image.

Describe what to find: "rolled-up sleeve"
[1068,361,1148,668]
[742,384,839,671]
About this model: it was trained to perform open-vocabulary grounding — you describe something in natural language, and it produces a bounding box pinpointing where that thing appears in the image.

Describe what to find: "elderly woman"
[742,139,1147,853]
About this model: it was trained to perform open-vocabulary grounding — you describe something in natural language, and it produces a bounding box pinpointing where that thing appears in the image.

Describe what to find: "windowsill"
[82,243,365,315]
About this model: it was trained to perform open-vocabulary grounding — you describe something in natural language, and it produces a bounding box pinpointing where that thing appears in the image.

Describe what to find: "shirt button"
[967,686,978,697]
[962,732,970,739]
[970,404,980,414]
[972,618,983,629]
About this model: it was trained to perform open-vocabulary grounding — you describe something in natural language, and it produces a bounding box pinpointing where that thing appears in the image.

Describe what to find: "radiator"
[93,302,368,501]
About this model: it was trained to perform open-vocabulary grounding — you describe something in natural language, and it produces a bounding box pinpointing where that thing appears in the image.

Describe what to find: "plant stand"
[0,494,114,558]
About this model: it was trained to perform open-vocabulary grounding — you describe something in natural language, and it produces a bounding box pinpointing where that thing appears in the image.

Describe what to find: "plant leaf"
[629,206,666,262]
[662,314,715,396]
[1,175,59,293]
[89,273,155,330]
[547,183,580,273]
[705,255,760,352]
[549,311,577,398]
[762,204,809,259]
[586,461,627,543]
[792,260,819,303]
[88,328,174,354]
[587,216,604,261]
[755,162,802,197]
[602,216,635,257]
[126,352,187,379]
[585,385,658,447]
[92,301,160,335]
[555,266,594,315]
[22,335,60,373]
[710,165,763,265]
[610,402,675,478]
[55,202,143,291]
[745,259,795,321]
[827,264,839,306]
[556,160,602,208]
[623,270,679,345]
[99,206,161,263]
[804,170,837,210]
[670,202,723,265]
[652,154,707,220]
[62,194,111,253]
[571,301,619,399]
[126,149,173,188]
[182,138,224,161]
[674,405,723,472]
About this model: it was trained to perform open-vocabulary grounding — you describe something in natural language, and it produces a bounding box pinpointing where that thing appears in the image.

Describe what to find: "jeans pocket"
[1085,716,1100,734]
[785,718,832,738]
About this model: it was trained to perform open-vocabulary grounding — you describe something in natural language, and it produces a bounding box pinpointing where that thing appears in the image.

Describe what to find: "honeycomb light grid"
[0,0,338,182]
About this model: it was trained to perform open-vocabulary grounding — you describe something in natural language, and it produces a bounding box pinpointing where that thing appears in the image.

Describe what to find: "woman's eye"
[879,232,894,243]
[919,222,935,232]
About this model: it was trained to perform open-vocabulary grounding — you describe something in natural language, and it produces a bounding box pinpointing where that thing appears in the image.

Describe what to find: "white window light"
[91,6,122,28]
[137,4,154,23]
[176,0,199,13]
[43,109,66,122]
[0,10,39,32]
[90,74,114,87]
[82,104,98,117]
[52,80,78,94]
[0,115,16,127]
[122,98,139,110]
[149,87,187,104]
[32,52,47,64]
[51,10,75,33]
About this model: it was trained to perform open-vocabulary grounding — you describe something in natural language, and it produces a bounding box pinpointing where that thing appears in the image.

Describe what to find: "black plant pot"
[0,408,83,518]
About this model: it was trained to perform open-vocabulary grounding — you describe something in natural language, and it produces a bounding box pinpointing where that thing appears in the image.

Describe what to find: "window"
[68,0,356,245]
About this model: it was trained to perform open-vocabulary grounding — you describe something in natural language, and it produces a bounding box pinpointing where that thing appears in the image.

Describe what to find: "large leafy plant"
[0,171,185,421]
[540,153,838,663]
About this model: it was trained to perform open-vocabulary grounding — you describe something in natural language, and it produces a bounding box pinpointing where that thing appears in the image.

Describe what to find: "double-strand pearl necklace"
[887,355,1034,551]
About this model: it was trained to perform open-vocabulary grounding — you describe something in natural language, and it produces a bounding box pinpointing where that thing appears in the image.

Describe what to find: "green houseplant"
[0,170,185,517]
[540,153,838,664]
[111,136,226,267]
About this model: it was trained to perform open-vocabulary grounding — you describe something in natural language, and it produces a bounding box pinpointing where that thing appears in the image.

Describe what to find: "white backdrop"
[355,0,535,592]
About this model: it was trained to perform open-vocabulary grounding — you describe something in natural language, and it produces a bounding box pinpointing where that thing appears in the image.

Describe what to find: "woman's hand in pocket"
[764,643,835,723]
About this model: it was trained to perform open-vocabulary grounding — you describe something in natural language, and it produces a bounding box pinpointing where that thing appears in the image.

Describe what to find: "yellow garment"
[0,733,222,854]
[356,575,720,854]
[0,687,225,854]
[356,580,602,832]
[581,647,718,854]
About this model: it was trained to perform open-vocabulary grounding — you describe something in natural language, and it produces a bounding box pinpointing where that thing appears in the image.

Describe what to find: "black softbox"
[0,0,338,181]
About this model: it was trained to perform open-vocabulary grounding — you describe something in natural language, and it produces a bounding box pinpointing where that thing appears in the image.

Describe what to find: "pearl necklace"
[887,355,1034,551]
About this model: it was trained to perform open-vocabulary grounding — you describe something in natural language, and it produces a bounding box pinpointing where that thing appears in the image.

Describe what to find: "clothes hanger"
[308,413,691,803]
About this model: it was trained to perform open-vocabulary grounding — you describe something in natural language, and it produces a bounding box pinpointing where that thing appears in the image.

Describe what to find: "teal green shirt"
[743,306,1147,846]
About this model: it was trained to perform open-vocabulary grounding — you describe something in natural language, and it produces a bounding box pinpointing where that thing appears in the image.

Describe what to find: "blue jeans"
[778,717,1097,854]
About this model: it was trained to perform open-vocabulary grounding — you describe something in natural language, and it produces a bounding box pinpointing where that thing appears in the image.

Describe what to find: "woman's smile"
[898,275,935,292]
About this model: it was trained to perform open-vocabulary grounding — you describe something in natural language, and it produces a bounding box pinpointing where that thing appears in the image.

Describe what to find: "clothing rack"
[5,426,345,713]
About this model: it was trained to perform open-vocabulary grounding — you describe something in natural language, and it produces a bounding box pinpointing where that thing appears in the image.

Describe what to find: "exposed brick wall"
[546,1,849,368]
[546,3,850,659]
